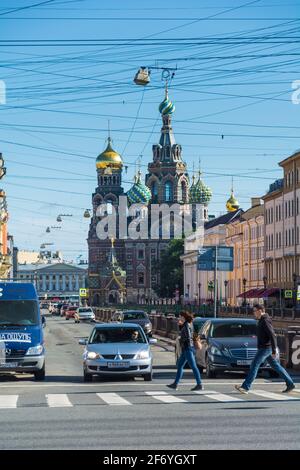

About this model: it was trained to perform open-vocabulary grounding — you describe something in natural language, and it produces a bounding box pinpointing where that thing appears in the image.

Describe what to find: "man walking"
[235,304,295,394]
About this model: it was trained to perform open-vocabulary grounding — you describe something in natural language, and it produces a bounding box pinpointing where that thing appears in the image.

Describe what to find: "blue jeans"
[242,347,294,391]
[175,346,202,386]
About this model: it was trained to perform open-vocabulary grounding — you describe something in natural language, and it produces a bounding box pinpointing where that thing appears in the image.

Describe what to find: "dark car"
[112,310,152,336]
[197,318,280,378]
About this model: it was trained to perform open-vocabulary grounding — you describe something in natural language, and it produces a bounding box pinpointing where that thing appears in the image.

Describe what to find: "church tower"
[146,86,189,204]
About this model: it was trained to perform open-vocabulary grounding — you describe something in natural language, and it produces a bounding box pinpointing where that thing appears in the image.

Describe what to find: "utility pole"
[213,246,218,318]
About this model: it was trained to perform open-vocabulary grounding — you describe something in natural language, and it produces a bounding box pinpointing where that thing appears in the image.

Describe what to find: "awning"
[256,288,280,298]
[237,288,266,299]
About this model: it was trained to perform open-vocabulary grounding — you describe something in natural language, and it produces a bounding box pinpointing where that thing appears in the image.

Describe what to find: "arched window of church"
[151,181,158,203]
[165,181,173,202]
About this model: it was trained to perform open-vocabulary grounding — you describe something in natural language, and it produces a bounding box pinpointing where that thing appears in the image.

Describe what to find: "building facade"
[18,262,87,299]
[263,151,300,292]
[226,198,264,305]
[0,153,11,279]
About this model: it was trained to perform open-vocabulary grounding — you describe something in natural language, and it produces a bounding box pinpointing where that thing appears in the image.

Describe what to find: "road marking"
[97,393,132,406]
[145,391,186,403]
[46,394,73,407]
[0,395,18,409]
[194,392,244,402]
[249,390,299,401]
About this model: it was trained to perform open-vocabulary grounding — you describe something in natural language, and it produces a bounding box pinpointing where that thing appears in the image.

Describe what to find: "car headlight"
[210,346,222,356]
[144,323,151,329]
[26,344,44,356]
[135,351,150,360]
[86,351,101,360]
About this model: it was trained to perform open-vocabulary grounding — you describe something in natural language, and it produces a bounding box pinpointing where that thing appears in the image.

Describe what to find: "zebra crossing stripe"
[0,395,18,409]
[194,392,244,403]
[249,390,299,401]
[97,393,132,406]
[145,391,186,403]
[46,394,73,407]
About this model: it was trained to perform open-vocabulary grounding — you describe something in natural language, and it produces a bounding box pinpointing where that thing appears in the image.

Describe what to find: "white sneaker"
[235,385,249,394]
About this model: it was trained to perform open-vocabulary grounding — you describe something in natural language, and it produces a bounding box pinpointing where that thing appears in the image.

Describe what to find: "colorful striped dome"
[159,90,175,115]
[189,172,212,205]
[127,171,151,205]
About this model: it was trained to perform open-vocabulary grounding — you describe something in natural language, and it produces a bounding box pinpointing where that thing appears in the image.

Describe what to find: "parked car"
[65,306,78,320]
[74,307,95,323]
[112,310,152,336]
[51,303,59,315]
[60,304,69,317]
[79,323,157,382]
[196,318,280,378]
[175,317,208,367]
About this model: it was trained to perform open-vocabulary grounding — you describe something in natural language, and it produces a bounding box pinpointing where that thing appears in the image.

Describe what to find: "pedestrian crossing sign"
[79,288,88,297]
[284,290,293,299]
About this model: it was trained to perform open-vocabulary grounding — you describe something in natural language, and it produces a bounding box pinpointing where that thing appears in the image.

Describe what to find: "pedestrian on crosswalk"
[167,311,203,391]
[235,304,295,395]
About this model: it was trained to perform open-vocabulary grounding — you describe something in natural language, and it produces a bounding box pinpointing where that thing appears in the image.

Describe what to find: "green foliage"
[153,239,184,297]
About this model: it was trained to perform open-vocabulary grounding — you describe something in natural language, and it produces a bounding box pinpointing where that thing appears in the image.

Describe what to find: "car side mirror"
[149,338,157,345]
[79,338,88,345]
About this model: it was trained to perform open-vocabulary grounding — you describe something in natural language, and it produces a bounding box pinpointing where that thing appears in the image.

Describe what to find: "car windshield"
[89,328,146,344]
[193,320,206,333]
[79,308,92,313]
[123,312,147,320]
[68,307,77,311]
[211,322,257,338]
[0,300,39,326]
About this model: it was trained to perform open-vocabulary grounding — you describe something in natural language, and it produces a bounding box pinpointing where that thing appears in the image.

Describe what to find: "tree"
[153,239,184,298]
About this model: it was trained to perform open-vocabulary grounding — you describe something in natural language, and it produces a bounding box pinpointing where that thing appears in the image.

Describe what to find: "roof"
[205,318,256,323]
[204,209,243,230]
[94,322,143,329]
[18,262,87,273]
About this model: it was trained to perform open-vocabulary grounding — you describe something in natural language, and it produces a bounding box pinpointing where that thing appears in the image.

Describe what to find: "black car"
[112,310,152,336]
[197,318,280,378]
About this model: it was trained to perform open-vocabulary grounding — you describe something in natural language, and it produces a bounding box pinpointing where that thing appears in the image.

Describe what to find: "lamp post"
[242,278,247,307]
[198,282,201,306]
[224,280,228,306]
[293,273,298,312]
[263,275,267,308]
[187,283,190,303]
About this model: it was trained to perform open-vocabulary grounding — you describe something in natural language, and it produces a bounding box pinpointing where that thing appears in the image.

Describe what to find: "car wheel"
[143,373,153,381]
[34,364,45,381]
[83,370,93,382]
[206,358,217,378]
[66,317,69,320]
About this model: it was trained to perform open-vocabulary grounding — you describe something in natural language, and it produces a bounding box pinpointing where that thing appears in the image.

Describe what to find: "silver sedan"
[79,323,157,382]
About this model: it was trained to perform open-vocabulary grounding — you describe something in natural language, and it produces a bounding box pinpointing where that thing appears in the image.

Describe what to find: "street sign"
[284,290,293,299]
[197,246,234,272]
[79,288,88,298]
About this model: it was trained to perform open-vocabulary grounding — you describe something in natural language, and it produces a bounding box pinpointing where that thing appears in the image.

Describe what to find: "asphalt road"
[0,314,299,450]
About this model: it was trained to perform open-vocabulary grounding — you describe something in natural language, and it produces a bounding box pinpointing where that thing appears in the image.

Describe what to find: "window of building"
[138,272,145,285]
[164,181,173,202]
[137,249,144,260]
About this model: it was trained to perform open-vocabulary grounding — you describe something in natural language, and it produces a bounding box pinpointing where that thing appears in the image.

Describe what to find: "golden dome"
[226,191,240,212]
[96,137,122,170]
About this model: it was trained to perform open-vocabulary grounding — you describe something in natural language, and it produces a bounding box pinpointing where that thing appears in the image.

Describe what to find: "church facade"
[87,88,212,306]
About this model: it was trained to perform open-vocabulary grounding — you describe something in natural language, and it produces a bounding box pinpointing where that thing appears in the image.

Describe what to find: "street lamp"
[198,282,201,306]
[242,278,247,307]
[224,280,228,306]
[263,275,268,307]
[187,283,190,300]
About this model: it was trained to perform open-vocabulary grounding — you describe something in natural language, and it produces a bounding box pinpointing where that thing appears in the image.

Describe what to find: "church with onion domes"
[87,87,218,306]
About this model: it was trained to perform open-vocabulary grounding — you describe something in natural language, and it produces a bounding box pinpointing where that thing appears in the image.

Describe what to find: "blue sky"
[0,0,299,261]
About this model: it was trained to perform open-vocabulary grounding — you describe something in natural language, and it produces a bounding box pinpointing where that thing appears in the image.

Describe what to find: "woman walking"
[167,311,203,391]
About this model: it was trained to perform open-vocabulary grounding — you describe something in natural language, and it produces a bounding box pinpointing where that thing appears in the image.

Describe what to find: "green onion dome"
[189,172,212,205]
[127,171,152,205]
[226,190,240,212]
[159,90,175,115]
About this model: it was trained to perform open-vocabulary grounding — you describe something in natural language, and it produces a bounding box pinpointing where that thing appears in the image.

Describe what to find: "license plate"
[237,360,252,366]
[107,362,130,369]
[0,362,18,368]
